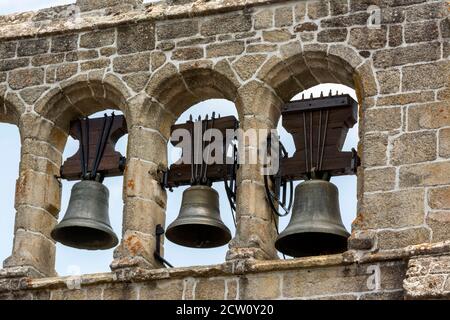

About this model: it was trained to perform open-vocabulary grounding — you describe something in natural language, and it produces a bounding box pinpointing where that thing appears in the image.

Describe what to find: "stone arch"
[0,92,25,126]
[258,43,377,106]
[144,62,242,134]
[35,73,132,135]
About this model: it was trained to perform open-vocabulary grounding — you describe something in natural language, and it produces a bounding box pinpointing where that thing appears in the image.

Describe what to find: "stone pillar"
[111,95,172,270]
[2,113,65,278]
[227,81,282,261]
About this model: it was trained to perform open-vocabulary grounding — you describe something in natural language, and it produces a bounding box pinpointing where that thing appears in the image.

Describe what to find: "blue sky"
[0,1,358,276]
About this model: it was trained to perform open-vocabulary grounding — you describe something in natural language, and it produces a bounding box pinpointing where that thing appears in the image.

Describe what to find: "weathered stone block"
[17,39,49,57]
[405,21,439,43]
[317,28,348,42]
[117,22,155,54]
[15,170,61,214]
[80,29,115,48]
[402,62,448,91]
[232,54,266,81]
[364,107,402,132]
[363,167,396,192]
[408,102,450,131]
[294,22,318,32]
[201,13,252,36]
[4,230,56,277]
[0,41,16,59]
[177,37,214,47]
[139,280,184,300]
[0,58,29,72]
[262,30,293,43]
[123,72,150,93]
[65,50,98,61]
[102,284,137,300]
[390,131,436,166]
[427,212,450,242]
[100,47,116,57]
[206,41,244,58]
[254,9,273,30]
[377,228,430,250]
[362,133,388,167]
[113,53,150,74]
[388,25,403,47]
[308,1,329,19]
[294,3,306,22]
[373,42,441,68]
[376,69,400,94]
[441,17,450,39]
[400,161,450,188]
[157,20,198,40]
[124,159,166,206]
[428,187,450,210]
[358,189,425,229]
[123,197,165,235]
[377,91,434,107]
[19,86,50,105]
[439,128,450,158]
[275,7,293,27]
[9,68,45,90]
[76,0,142,11]
[283,266,368,298]
[46,63,78,83]
[31,53,65,66]
[349,27,387,49]
[171,47,204,61]
[80,59,110,71]
[321,12,369,28]
[405,2,447,22]
[240,273,280,299]
[195,279,226,300]
[51,34,78,53]
[246,44,277,53]
[330,0,349,15]
[14,205,57,236]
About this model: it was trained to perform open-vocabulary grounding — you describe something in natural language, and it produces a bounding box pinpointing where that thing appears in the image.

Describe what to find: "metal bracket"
[154,224,174,268]
[60,113,127,181]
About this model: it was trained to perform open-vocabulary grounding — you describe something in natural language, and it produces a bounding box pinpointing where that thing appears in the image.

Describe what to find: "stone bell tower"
[0,0,449,300]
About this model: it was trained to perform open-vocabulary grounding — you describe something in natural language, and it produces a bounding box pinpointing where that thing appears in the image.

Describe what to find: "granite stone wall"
[0,0,449,300]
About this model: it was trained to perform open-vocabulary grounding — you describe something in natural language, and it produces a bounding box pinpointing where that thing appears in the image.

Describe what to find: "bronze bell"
[275,179,349,257]
[51,180,119,250]
[165,185,232,248]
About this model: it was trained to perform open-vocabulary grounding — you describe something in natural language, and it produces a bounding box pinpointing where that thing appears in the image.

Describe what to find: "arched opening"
[257,45,374,259]
[165,99,238,267]
[34,76,131,275]
[276,83,359,259]
[0,123,20,266]
[145,64,242,267]
[57,109,128,275]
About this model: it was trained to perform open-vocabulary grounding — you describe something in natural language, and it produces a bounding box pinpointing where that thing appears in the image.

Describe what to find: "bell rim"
[51,218,119,250]
[275,231,349,257]
[165,217,232,249]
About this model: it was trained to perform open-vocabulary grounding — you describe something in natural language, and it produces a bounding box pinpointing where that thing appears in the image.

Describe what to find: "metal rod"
[78,119,87,179]
[319,110,329,171]
[317,110,322,171]
[86,117,89,176]
[92,113,115,178]
[189,117,194,184]
[309,111,313,172]
[302,113,309,173]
